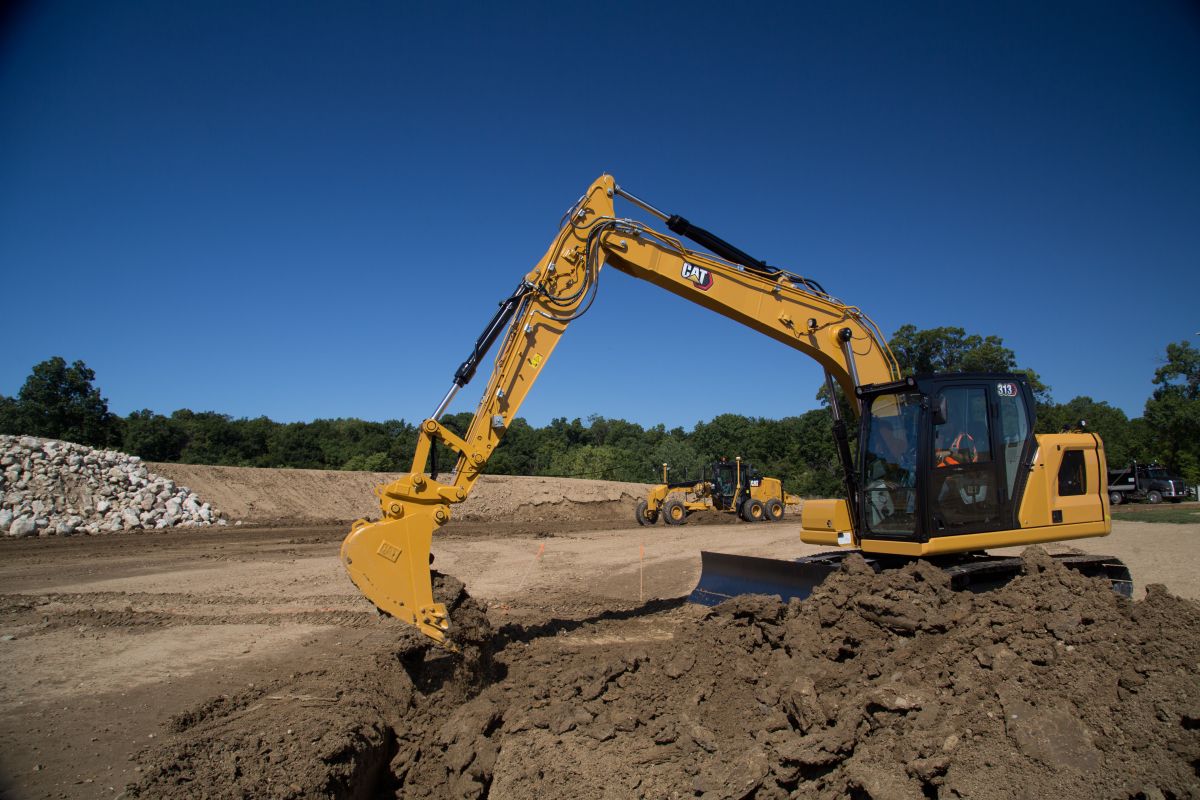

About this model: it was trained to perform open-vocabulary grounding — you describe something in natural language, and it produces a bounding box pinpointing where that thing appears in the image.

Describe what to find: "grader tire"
[663,498,688,526]
[765,498,784,521]
[741,498,765,522]
[635,499,657,526]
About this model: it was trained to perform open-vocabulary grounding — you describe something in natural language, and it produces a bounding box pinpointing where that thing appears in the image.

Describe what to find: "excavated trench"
[128,552,1200,800]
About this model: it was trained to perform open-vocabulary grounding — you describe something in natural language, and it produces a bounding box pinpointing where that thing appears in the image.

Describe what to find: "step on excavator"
[341,175,1131,647]
[636,458,801,526]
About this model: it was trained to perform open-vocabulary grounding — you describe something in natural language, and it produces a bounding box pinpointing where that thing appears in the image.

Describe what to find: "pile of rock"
[1,435,226,537]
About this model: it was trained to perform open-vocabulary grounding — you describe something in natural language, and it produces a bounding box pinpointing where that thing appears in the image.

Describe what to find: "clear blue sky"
[2,1,1197,429]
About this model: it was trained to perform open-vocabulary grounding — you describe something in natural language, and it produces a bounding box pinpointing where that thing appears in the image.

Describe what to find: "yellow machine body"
[801,432,1110,555]
[340,174,1113,647]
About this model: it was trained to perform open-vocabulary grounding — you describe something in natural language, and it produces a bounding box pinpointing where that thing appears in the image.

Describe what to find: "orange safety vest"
[938,432,977,467]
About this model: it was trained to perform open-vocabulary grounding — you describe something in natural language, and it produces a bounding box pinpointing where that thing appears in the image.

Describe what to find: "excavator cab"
[857,373,1036,543]
[697,371,1123,606]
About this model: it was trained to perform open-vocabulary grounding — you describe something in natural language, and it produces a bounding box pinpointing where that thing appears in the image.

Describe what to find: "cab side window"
[1058,450,1086,496]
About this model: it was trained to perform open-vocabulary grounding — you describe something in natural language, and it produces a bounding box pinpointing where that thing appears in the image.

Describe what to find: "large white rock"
[8,516,36,537]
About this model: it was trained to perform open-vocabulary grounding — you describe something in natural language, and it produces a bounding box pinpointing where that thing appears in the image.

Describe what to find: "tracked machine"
[341,175,1130,647]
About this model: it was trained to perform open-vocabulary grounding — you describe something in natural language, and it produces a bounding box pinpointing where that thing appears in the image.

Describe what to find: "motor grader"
[341,175,1130,647]
[636,457,801,525]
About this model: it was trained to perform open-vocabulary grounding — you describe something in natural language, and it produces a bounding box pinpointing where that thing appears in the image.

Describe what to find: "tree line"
[2,326,1197,492]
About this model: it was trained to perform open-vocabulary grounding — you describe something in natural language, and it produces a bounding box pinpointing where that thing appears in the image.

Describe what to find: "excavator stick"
[341,508,451,647]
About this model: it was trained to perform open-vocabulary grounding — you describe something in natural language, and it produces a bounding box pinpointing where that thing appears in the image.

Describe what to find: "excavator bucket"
[689,551,842,606]
[340,510,451,646]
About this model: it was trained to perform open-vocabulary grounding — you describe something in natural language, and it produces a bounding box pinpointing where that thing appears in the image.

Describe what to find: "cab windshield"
[1146,468,1169,479]
[861,391,921,535]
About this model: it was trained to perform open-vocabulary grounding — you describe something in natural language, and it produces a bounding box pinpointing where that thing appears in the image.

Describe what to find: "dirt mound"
[147,464,651,526]
[125,572,484,799]
[127,549,1200,799]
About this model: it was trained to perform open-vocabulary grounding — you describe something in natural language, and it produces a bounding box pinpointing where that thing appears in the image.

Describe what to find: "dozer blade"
[689,551,842,606]
[689,550,1136,608]
[340,510,452,646]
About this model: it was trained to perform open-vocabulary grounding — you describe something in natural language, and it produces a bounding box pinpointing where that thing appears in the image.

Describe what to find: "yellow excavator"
[341,175,1129,647]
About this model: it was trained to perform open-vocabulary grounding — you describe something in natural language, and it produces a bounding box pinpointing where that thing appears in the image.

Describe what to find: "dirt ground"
[1,507,1199,798]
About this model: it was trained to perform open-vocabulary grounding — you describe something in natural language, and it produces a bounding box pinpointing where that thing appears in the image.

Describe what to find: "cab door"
[711,463,736,510]
[926,380,1025,536]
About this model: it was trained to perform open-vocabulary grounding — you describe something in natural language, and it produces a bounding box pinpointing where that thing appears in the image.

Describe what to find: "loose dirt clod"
[127,548,1200,799]
[437,572,498,694]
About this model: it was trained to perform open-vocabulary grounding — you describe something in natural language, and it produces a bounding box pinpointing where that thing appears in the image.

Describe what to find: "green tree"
[1036,397,1148,468]
[342,452,394,471]
[786,409,845,497]
[1152,340,1200,401]
[691,413,756,463]
[267,423,325,469]
[888,325,1050,401]
[1143,340,1200,482]
[648,436,703,484]
[123,410,188,461]
[173,409,245,465]
[488,417,540,475]
[0,394,20,435]
[5,357,120,446]
[548,444,641,481]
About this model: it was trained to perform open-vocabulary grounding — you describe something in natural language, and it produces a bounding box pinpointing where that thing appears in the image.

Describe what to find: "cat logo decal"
[681,262,713,291]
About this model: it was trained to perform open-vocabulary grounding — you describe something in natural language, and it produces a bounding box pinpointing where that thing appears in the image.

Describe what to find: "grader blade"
[340,511,451,647]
